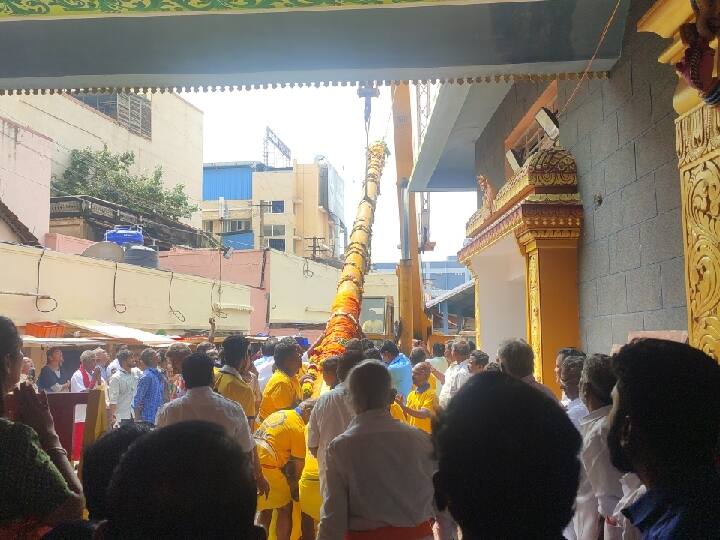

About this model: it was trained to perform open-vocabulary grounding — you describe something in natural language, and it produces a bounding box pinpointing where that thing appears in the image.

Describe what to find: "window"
[359,296,388,335]
[270,200,285,214]
[222,219,251,233]
[504,81,558,177]
[203,221,214,233]
[262,224,285,237]
[73,93,152,139]
[265,238,286,251]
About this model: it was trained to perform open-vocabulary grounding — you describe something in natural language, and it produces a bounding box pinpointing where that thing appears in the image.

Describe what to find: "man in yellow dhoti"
[256,400,316,540]
[299,425,321,540]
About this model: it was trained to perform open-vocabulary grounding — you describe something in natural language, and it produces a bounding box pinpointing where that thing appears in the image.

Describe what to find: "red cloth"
[0,519,52,540]
[72,421,85,461]
[78,364,96,390]
[345,521,433,540]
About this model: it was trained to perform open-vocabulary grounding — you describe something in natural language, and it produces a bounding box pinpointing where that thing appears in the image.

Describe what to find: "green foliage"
[52,147,198,221]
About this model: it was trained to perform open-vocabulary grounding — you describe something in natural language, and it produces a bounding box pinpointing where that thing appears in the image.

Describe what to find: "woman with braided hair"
[0,316,84,538]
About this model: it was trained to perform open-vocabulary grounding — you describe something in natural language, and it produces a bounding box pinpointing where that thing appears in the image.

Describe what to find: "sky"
[183,87,476,263]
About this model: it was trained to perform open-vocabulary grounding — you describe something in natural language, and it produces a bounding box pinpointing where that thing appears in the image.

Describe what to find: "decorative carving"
[527,250,543,381]
[525,193,581,203]
[459,205,524,263]
[0,0,483,18]
[516,228,582,247]
[478,175,496,213]
[468,148,578,237]
[682,158,720,359]
[672,1,720,107]
[641,0,720,362]
[466,176,496,234]
[461,196,582,264]
[676,103,720,167]
[525,148,578,181]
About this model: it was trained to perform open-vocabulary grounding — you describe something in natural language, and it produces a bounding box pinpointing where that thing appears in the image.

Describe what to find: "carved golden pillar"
[460,148,583,395]
[517,228,582,388]
[639,0,720,360]
[473,274,482,349]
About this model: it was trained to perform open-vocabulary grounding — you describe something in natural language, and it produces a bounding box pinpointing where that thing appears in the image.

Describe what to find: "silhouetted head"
[105,421,262,539]
[433,372,580,539]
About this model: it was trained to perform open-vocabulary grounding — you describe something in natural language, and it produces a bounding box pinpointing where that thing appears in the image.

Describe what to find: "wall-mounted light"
[535,107,560,140]
[505,148,523,173]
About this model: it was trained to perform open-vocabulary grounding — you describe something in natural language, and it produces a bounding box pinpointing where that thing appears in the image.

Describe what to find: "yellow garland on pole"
[309,141,388,365]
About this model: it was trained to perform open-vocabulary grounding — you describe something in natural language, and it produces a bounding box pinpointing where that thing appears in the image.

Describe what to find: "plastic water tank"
[123,245,159,269]
[104,225,144,247]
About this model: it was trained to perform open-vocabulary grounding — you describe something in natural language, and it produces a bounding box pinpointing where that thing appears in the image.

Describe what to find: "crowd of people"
[1,313,719,540]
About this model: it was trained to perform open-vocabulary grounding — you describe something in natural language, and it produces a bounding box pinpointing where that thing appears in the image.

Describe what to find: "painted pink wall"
[44,233,95,255]
[159,249,270,334]
[0,116,53,243]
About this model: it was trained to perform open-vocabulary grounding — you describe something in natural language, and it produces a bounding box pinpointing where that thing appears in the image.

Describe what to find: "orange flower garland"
[309,141,388,365]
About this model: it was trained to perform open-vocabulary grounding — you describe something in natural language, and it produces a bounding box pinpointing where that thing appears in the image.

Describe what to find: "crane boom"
[392,84,432,354]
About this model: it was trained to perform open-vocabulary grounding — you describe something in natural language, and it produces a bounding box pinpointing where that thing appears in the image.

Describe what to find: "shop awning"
[22,336,107,347]
[62,320,178,347]
[427,280,475,313]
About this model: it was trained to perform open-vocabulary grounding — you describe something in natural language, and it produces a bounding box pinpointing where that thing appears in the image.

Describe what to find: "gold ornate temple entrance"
[639,0,720,361]
[459,148,583,394]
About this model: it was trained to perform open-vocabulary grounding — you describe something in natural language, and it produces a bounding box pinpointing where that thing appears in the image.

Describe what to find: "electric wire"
[34,249,58,313]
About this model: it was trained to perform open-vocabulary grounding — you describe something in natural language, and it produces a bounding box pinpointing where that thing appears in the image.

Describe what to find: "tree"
[52,147,198,221]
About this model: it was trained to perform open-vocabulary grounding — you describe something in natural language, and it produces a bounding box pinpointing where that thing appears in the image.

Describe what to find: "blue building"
[201,162,265,251]
[372,256,471,297]
[203,161,259,202]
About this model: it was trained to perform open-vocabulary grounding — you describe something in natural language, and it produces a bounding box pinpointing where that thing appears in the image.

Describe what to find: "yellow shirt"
[301,425,319,480]
[254,409,306,468]
[213,367,256,420]
[405,385,438,434]
[390,402,406,423]
[258,369,302,422]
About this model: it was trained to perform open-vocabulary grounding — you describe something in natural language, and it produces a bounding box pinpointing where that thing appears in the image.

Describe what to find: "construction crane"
[391,85,433,354]
[309,84,437,368]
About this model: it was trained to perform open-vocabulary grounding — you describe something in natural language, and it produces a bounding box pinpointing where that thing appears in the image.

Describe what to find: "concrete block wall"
[471,0,686,353]
[474,81,545,192]
[557,0,686,353]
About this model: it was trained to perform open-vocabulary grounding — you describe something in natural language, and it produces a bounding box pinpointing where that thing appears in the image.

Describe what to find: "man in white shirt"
[155,352,269,497]
[70,349,102,460]
[107,345,132,378]
[108,349,139,427]
[71,349,102,393]
[317,360,436,540]
[93,347,111,382]
[558,354,589,540]
[497,338,556,401]
[255,338,277,392]
[437,340,472,409]
[560,355,588,430]
[575,353,624,540]
[307,350,364,491]
[427,342,448,395]
[555,347,586,406]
